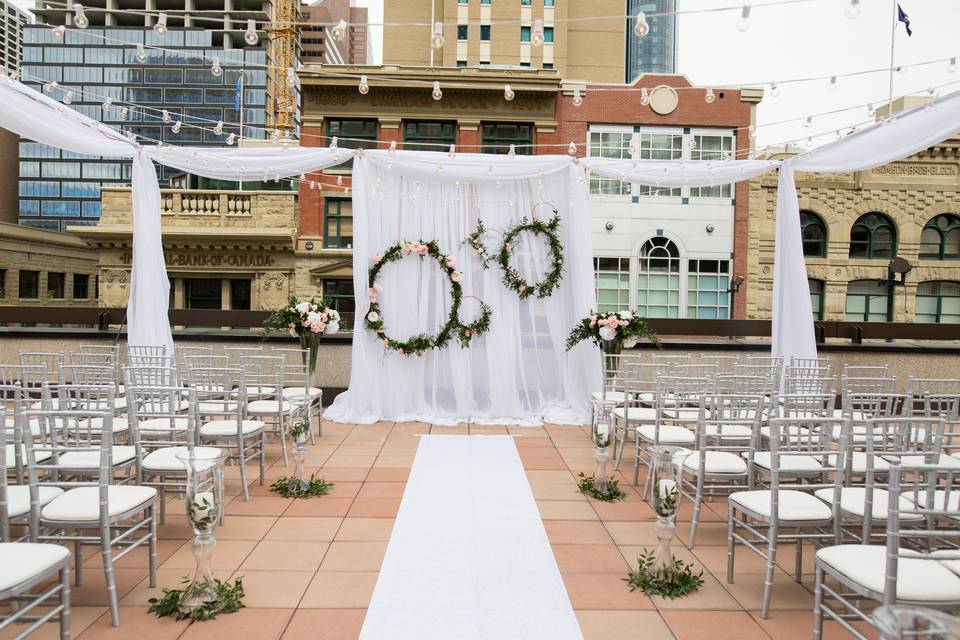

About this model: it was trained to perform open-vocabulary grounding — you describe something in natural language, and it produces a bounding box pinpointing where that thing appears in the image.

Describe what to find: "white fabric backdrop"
[325,151,600,425]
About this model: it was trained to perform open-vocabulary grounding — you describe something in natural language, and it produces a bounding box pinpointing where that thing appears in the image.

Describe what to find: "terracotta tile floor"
[2,420,874,640]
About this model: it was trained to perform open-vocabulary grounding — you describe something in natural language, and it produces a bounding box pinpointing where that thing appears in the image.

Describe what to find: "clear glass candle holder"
[176,449,225,610]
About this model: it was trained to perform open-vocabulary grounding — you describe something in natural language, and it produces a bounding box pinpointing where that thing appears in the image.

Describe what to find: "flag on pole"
[897,3,912,36]
[235,75,243,112]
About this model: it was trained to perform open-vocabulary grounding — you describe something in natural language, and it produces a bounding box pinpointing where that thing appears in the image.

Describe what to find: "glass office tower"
[626,0,677,82]
[18,26,269,232]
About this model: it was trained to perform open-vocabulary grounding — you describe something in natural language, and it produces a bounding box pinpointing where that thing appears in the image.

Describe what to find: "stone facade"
[0,222,99,306]
[746,137,960,322]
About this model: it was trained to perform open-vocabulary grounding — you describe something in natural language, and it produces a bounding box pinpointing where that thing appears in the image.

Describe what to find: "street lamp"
[727,275,745,320]
[884,256,912,322]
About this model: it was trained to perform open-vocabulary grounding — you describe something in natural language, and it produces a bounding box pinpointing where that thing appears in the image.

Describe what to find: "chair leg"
[307,402,317,445]
[760,523,778,619]
[101,527,120,627]
[726,504,736,584]
[238,435,251,502]
[74,537,83,586]
[148,505,157,588]
[688,489,702,550]
[794,535,803,583]
[158,486,166,524]
[812,563,825,640]
[259,432,266,485]
[59,564,71,640]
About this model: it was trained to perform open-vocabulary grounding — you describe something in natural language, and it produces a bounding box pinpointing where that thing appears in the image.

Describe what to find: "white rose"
[306,311,322,325]
[295,301,311,315]
[623,336,639,349]
[324,321,340,335]
[599,326,617,342]
[620,310,633,320]
[327,309,341,322]
[367,311,379,323]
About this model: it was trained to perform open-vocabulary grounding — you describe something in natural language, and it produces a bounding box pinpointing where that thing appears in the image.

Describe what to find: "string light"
[211,57,222,77]
[214,120,223,135]
[503,84,515,101]
[866,103,874,115]
[508,144,516,158]
[285,67,296,87]
[102,97,112,111]
[62,90,72,104]
[332,19,347,42]
[845,0,861,19]
[531,19,544,46]
[171,120,181,133]
[388,140,397,153]
[770,81,780,98]
[51,24,65,38]
[633,12,649,37]
[949,57,957,73]
[153,13,167,36]
[736,5,751,31]
[336,175,343,186]
[448,144,456,157]
[329,136,338,150]
[161,109,171,123]
[431,22,445,49]
[43,81,57,93]
[72,3,89,28]
[748,125,757,139]
[826,75,837,91]
[136,43,146,62]
[244,19,258,45]
[704,88,716,103]
[432,81,442,101]
[572,87,583,107]
[358,74,369,94]
[640,87,650,105]
[803,115,813,128]
[568,141,577,155]
[118,106,128,120]
[226,132,236,145]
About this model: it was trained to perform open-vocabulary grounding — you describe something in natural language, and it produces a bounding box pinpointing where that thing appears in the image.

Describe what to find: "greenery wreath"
[365,240,491,356]
[498,211,564,299]
[464,219,494,269]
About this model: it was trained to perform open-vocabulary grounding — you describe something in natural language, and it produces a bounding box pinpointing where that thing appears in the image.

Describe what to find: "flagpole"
[887,0,897,114]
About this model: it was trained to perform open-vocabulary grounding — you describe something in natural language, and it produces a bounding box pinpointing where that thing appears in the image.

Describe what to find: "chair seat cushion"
[200,420,265,437]
[705,423,753,439]
[813,487,922,521]
[0,542,71,592]
[661,408,701,422]
[889,454,960,469]
[816,544,960,602]
[675,450,747,475]
[826,452,890,474]
[247,399,293,413]
[612,407,657,422]
[143,446,222,472]
[55,446,136,469]
[759,425,811,441]
[828,424,885,443]
[41,485,157,522]
[6,485,64,518]
[139,417,191,433]
[198,401,240,413]
[282,386,323,399]
[244,385,276,396]
[75,417,130,434]
[4,445,52,468]
[747,452,823,473]
[4,417,43,437]
[636,424,695,444]
[901,490,960,511]
[730,489,833,521]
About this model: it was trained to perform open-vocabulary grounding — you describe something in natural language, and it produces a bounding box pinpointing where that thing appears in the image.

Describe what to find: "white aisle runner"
[359,435,583,639]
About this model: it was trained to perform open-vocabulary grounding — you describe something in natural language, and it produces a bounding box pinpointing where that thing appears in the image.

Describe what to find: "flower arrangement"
[498,212,564,299]
[264,297,340,339]
[565,309,659,351]
[464,220,494,269]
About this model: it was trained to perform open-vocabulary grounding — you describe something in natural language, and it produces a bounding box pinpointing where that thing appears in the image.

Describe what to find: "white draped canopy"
[2,73,958,423]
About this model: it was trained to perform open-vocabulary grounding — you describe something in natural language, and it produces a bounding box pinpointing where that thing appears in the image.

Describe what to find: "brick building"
[301,0,369,65]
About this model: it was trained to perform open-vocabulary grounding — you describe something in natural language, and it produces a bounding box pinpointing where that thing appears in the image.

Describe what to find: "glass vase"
[649,445,682,572]
[176,449,225,611]
[592,420,612,493]
[291,432,308,491]
[873,605,960,640]
[298,332,320,376]
[601,337,623,380]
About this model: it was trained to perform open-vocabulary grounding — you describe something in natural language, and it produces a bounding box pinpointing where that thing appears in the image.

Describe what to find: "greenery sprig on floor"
[624,550,704,599]
[269,473,334,499]
[576,472,626,502]
[147,577,245,622]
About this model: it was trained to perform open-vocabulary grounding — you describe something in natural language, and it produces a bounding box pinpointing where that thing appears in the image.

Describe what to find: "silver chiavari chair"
[700,354,741,374]
[634,375,704,492]
[19,352,63,407]
[176,345,216,384]
[275,347,323,442]
[241,355,299,466]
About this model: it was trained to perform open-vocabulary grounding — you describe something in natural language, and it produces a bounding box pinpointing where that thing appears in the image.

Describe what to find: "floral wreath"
[365,240,492,356]
[497,209,564,299]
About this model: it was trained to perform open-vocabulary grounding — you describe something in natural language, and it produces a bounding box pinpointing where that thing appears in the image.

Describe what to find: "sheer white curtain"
[325,152,600,425]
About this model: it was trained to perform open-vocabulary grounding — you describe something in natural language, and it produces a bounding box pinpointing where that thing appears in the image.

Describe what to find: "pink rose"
[377,327,384,334]
[519,285,527,293]
[589,315,597,327]
[372,282,383,292]
[619,320,628,327]
[383,338,389,347]
[302,320,310,327]
[445,256,455,268]
[368,287,378,300]
[313,322,326,333]
[320,311,329,322]
[372,254,382,263]
[418,245,429,256]
[451,271,462,283]
[504,243,512,253]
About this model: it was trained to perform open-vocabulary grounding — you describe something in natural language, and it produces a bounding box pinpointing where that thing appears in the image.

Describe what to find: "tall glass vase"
[299,332,320,376]
[601,338,623,380]
[176,449,225,611]
[648,445,682,573]
[592,421,611,494]
[291,431,308,491]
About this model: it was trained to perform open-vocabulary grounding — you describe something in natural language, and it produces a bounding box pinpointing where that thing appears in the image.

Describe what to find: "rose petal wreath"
[365,240,492,356]
[497,212,564,299]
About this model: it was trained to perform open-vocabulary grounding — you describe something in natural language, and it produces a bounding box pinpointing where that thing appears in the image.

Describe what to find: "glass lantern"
[176,449,225,610]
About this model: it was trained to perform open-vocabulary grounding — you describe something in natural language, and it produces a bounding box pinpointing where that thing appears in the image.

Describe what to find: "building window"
[324,198,353,249]
[543,62,554,69]
[845,280,888,322]
[849,212,896,259]
[636,133,683,197]
[594,257,630,313]
[543,26,554,43]
[73,274,89,299]
[403,120,456,152]
[456,60,467,67]
[637,237,680,318]
[47,273,65,299]
[184,279,222,309]
[919,214,960,260]
[808,278,824,321]
[520,26,531,42]
[521,0,531,4]
[19,270,39,299]
[481,0,491,4]
[801,211,828,258]
[481,122,532,155]
[689,135,733,198]
[687,259,730,319]
[457,25,468,40]
[323,279,355,324]
[230,279,251,310]
[915,281,960,323]
[545,0,554,5]
[481,25,491,40]
[587,128,633,195]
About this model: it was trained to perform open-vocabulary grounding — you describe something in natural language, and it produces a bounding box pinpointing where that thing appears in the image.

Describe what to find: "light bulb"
[226,132,236,145]
[572,87,583,107]
[329,136,338,150]
[62,91,73,105]
[336,175,343,186]
[531,19,544,46]
[211,57,222,77]
[285,67,296,87]
[448,144,456,157]
[388,140,397,153]
[826,75,837,91]
[866,103,874,115]
[568,141,577,155]
[358,74,369,94]
[640,87,650,105]
[52,24,65,38]
[118,106,128,120]
[432,80,442,101]
[44,81,57,93]
[310,181,316,189]
[845,0,861,19]
[949,57,957,73]
[431,22,444,49]
[332,19,347,42]
[102,97,112,111]
[73,3,89,28]
[736,5,751,32]
[634,12,649,37]
[503,84,515,101]
[705,88,716,103]
[136,43,146,62]
[214,120,223,135]
[244,19,258,45]
[804,115,813,128]
[508,144,516,157]
[153,13,167,36]
[687,137,697,149]
[770,81,780,97]
[171,121,181,133]
[748,125,756,139]
[161,109,171,123]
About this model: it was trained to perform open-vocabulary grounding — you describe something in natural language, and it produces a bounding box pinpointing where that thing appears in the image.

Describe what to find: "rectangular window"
[481,0,492,4]
[456,60,467,67]
[165,88,204,103]
[543,26,554,43]
[687,259,730,319]
[19,201,39,215]
[324,199,354,249]
[184,279,222,309]
[85,47,122,64]
[544,0,554,5]
[594,257,630,313]
[809,278,824,321]
[82,202,102,217]
[520,26,531,42]
[144,68,184,84]
[124,46,162,64]
[41,163,81,178]
[183,69,224,85]
[73,274,90,299]
[62,182,100,198]
[19,181,60,197]
[845,280,888,322]
[543,62,553,69]
[636,132,683,196]
[326,119,378,170]
[203,88,235,104]
[481,25,491,40]
[916,281,960,324]
[458,25,468,40]
[126,87,163,103]
[323,279,355,324]
[690,134,734,198]
[481,122,533,155]
[41,201,81,216]
[230,279,251,310]
[19,270,39,299]
[588,128,632,195]
[521,0,531,5]
[63,66,103,83]
[104,67,141,84]
[403,120,456,152]
[47,272,65,299]
[43,47,83,63]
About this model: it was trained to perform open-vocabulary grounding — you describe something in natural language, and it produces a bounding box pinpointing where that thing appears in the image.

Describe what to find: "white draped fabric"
[324,151,599,425]
[582,157,780,187]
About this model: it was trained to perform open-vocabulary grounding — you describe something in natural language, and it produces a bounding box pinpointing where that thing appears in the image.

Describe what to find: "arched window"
[808,278,825,320]
[637,237,680,318]
[800,211,827,258]
[849,213,896,259]
[845,280,889,322]
[915,281,960,323]
[919,214,960,260]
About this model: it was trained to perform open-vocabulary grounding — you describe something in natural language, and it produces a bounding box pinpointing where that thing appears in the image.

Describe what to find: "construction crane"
[265,0,299,135]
